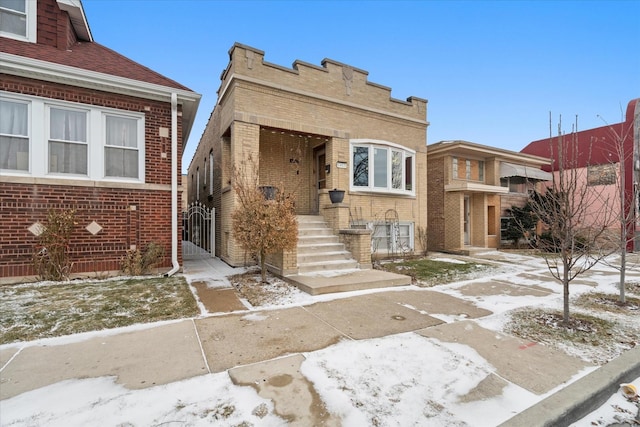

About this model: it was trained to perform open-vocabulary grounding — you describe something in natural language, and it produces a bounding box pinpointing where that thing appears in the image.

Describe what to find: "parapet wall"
[219,43,428,123]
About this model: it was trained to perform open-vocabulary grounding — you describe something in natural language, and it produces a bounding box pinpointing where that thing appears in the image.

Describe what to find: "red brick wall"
[0,184,177,278]
[37,0,77,49]
[0,74,181,186]
[1,76,184,280]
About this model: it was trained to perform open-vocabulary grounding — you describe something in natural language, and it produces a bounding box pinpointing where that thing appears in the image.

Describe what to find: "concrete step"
[286,269,412,295]
[297,251,354,264]
[297,218,328,227]
[298,227,335,237]
[297,259,359,274]
[296,215,359,276]
[297,215,325,221]
[297,243,346,255]
[297,235,340,245]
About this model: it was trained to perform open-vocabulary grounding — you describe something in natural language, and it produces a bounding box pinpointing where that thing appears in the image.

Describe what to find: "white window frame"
[0,91,146,183]
[0,96,31,173]
[0,0,36,42]
[103,112,145,180]
[369,221,414,254]
[349,139,415,196]
[47,104,89,176]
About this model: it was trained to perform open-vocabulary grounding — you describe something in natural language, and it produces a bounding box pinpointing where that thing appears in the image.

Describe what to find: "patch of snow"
[432,257,467,264]
[0,374,284,426]
[571,377,640,426]
[241,313,268,322]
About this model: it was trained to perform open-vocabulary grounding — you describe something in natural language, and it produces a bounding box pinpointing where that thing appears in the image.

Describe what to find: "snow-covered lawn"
[1,251,639,426]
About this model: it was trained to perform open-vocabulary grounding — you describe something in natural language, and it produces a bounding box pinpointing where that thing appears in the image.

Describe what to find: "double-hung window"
[105,114,139,178]
[0,0,36,42]
[0,98,29,171]
[1,92,145,182]
[350,140,415,195]
[48,107,88,175]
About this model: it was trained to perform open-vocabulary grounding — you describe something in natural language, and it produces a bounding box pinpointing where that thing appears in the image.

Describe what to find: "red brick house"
[521,98,639,250]
[0,0,201,282]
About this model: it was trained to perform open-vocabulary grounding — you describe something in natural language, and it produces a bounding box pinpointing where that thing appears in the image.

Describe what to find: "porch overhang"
[500,162,552,181]
[445,182,509,194]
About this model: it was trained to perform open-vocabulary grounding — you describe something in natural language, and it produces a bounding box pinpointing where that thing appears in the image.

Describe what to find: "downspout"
[166,92,180,276]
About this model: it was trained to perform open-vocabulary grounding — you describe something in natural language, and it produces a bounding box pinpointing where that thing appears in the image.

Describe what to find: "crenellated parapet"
[218,43,428,124]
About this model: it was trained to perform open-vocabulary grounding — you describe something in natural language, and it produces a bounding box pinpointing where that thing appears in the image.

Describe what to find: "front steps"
[287,215,411,295]
[296,215,359,274]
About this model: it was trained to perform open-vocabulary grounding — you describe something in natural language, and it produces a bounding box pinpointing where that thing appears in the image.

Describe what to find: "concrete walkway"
[1,253,639,426]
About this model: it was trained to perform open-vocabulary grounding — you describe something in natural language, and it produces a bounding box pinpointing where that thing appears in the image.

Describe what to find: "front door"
[464,195,470,245]
[313,146,326,213]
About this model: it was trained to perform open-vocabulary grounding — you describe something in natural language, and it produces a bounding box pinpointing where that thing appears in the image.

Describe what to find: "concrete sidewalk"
[1,254,638,425]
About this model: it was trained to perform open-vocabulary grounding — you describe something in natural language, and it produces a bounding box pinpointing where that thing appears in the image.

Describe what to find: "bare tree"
[597,110,639,304]
[231,155,298,282]
[528,114,616,325]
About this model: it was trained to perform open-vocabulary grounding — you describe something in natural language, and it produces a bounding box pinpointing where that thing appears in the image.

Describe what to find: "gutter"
[166,92,180,276]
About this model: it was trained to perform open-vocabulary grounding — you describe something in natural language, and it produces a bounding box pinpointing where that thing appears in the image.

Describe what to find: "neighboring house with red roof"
[521,98,640,250]
[0,0,201,282]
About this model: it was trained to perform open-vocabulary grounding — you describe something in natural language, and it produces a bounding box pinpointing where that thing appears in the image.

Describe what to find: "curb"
[499,346,640,427]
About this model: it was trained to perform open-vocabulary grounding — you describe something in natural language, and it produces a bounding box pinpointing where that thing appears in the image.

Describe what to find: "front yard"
[0,276,198,344]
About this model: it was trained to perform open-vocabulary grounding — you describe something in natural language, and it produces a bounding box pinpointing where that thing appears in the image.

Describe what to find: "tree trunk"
[620,246,626,303]
[563,256,570,325]
[260,249,267,283]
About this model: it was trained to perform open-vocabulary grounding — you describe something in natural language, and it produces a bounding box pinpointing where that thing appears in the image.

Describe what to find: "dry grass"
[0,276,198,344]
[575,292,640,314]
[376,257,492,286]
[229,268,305,307]
[505,303,639,364]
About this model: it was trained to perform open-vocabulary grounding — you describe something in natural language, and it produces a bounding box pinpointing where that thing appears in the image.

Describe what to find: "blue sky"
[82,0,639,173]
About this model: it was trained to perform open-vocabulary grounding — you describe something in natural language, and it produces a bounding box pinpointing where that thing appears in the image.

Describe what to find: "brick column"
[339,228,372,269]
[323,203,350,233]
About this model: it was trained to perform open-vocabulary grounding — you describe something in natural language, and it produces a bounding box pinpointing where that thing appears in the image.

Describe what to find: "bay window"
[351,140,415,195]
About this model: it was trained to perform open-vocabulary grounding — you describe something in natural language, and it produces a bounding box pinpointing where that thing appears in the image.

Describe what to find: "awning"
[500,162,552,181]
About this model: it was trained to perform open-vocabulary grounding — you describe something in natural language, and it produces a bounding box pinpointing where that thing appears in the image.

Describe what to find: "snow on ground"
[1,251,639,426]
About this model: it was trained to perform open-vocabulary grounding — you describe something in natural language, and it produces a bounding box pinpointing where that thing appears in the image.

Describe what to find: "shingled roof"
[1,36,192,92]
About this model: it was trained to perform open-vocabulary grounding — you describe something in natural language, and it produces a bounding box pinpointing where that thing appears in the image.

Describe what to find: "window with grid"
[48,107,88,175]
[0,0,35,41]
[351,140,415,195]
[370,222,414,253]
[0,98,29,171]
[105,115,139,178]
[2,92,145,182]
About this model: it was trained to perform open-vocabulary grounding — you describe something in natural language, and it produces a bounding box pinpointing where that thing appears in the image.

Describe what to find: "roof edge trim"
[56,0,93,42]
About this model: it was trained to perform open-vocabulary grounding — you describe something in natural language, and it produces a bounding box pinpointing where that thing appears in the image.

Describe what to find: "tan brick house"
[0,0,201,282]
[427,140,551,253]
[188,43,428,276]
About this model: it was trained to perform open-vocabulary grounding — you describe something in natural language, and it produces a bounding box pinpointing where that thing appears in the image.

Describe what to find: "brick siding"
[1,76,183,281]
[189,44,429,266]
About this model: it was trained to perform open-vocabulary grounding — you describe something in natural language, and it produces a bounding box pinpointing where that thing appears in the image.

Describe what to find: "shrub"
[33,209,77,281]
[121,242,165,276]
